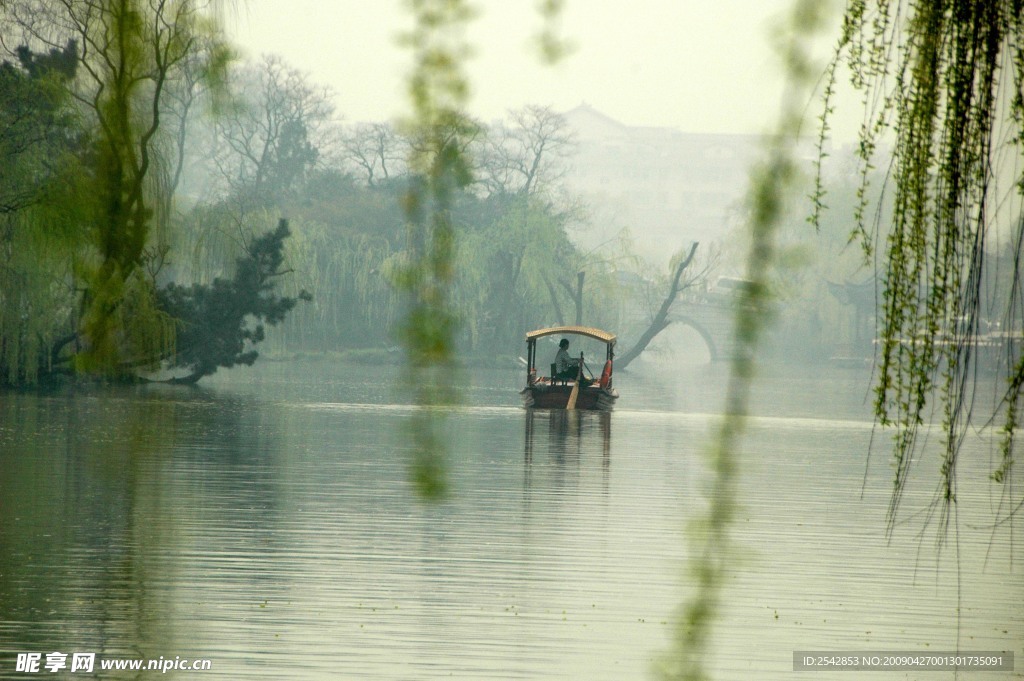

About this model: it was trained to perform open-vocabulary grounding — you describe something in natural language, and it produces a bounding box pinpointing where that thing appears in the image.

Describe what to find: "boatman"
[554,338,588,383]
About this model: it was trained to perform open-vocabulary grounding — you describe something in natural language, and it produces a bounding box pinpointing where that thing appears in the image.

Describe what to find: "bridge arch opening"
[669,316,717,363]
[631,322,714,368]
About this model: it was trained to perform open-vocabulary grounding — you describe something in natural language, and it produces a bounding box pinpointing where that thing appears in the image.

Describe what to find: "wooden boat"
[520,325,619,410]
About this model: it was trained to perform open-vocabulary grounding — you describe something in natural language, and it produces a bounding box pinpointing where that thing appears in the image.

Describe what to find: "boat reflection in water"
[523,409,612,480]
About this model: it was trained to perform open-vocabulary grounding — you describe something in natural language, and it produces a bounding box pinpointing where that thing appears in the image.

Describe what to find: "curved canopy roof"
[525,325,616,345]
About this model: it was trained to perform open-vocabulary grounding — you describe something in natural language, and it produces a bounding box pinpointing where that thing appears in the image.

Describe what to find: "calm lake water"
[1,359,1021,679]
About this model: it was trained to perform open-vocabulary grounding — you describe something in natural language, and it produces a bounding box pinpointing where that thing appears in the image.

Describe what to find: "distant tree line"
[176,58,635,359]
[156,43,674,361]
[2,2,690,387]
[4,3,947,391]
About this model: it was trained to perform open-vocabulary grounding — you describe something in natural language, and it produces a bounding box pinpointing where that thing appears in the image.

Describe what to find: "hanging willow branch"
[814,0,1024,538]
[656,3,832,679]
[396,0,476,499]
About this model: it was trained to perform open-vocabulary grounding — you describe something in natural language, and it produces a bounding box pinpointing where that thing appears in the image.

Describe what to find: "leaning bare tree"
[616,242,706,370]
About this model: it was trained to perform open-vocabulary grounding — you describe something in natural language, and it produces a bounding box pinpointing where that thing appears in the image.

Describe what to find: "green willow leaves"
[0,0,234,381]
[657,3,834,678]
[394,1,575,499]
[814,0,1024,537]
[396,0,477,499]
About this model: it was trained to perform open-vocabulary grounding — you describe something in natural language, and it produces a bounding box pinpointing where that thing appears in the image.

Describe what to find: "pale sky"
[230,0,858,138]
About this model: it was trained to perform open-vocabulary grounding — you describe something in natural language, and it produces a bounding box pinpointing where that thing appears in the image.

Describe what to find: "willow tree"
[0,44,82,385]
[814,0,1024,537]
[2,0,232,376]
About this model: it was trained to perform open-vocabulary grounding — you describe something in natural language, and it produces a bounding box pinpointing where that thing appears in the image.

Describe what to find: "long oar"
[566,352,583,410]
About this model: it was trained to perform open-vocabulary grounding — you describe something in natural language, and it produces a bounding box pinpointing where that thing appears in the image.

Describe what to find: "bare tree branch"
[616,241,700,370]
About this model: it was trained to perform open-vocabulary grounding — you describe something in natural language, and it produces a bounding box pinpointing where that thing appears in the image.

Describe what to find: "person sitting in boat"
[554,338,592,385]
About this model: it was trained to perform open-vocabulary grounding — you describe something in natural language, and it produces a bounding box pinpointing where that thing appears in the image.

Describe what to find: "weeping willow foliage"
[278,172,409,350]
[455,195,602,351]
[0,49,84,385]
[178,164,596,361]
[814,0,1024,536]
[73,0,231,374]
[394,0,477,499]
[532,0,574,64]
[0,0,232,378]
[393,1,579,498]
[0,207,79,385]
[273,224,400,352]
[656,3,832,679]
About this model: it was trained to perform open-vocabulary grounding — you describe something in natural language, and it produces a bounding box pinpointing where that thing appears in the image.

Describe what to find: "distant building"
[561,104,762,264]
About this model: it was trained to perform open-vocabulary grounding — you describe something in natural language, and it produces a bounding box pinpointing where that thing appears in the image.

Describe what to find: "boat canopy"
[525,325,616,345]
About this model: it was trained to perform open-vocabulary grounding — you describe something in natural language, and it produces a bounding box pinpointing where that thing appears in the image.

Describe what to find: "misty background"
[2,2,1022,680]
[165,0,881,371]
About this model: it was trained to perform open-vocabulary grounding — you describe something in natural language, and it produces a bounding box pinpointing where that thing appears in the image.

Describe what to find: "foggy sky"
[231,0,858,137]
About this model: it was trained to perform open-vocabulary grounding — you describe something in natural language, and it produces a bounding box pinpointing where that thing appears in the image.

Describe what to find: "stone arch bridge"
[665,298,738,362]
